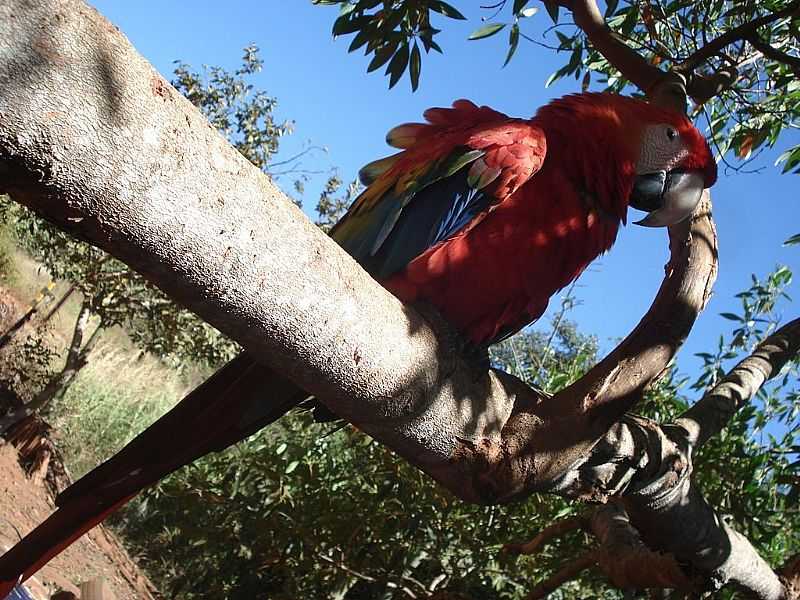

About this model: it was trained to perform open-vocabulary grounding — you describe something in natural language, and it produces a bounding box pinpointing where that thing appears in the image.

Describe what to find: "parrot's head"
[536,93,717,227]
[627,108,718,227]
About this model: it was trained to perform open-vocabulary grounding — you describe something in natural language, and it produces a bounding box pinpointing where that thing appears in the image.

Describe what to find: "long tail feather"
[0,352,306,594]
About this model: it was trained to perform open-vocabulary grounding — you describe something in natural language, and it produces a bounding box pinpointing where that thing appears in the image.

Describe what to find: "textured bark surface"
[0,0,714,504]
[1,0,798,598]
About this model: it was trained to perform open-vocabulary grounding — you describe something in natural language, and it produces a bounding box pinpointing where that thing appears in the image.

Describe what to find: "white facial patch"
[636,123,690,175]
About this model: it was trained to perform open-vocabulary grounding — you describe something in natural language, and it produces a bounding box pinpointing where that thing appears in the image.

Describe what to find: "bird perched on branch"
[0,92,717,597]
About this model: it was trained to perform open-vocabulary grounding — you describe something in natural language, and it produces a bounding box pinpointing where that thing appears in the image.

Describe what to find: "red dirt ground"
[0,443,158,600]
[0,287,158,599]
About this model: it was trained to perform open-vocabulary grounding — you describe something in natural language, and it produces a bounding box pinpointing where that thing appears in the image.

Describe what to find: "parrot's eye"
[666,127,678,141]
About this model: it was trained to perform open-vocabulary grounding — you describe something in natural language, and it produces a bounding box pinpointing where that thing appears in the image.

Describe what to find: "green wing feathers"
[330,99,547,275]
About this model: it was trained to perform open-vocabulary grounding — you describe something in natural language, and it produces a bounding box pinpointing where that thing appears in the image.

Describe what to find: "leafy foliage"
[106,320,610,599]
[315,1,800,175]
[312,0,468,91]
[83,263,799,598]
[688,268,800,571]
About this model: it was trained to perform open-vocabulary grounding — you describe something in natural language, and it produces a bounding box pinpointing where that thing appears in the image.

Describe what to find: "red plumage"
[0,93,717,597]
[363,93,714,343]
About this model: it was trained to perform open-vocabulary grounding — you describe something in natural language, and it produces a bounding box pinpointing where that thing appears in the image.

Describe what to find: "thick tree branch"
[676,1,800,73]
[557,325,800,600]
[0,0,718,504]
[555,0,663,94]
[746,34,800,77]
[590,503,692,590]
[676,318,800,449]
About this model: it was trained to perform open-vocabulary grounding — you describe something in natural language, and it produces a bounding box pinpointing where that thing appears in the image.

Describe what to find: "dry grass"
[0,231,197,479]
[52,343,191,479]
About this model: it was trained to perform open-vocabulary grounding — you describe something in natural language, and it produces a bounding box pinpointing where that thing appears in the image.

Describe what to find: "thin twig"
[525,552,596,600]
[503,514,589,555]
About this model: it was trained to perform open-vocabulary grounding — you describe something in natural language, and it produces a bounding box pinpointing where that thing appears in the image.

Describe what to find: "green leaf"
[503,24,520,67]
[367,42,398,72]
[720,312,743,321]
[332,14,367,36]
[339,2,356,16]
[543,0,559,23]
[468,23,506,40]
[429,0,466,20]
[409,42,421,91]
[348,27,373,53]
[775,145,800,174]
[285,460,300,474]
[605,0,620,17]
[513,0,529,14]
[386,43,410,89]
[784,233,800,246]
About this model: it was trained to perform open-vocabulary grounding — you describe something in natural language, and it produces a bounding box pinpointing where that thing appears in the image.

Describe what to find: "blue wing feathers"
[369,170,493,280]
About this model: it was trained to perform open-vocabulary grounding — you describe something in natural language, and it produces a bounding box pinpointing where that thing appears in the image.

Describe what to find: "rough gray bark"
[0,0,797,598]
[0,0,713,503]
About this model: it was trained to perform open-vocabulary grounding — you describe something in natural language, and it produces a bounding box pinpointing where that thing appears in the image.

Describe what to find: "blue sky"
[90,1,799,385]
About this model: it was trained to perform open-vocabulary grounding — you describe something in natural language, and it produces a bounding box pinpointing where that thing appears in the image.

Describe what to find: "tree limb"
[590,503,692,591]
[746,34,800,77]
[525,551,596,600]
[0,0,718,504]
[676,1,800,73]
[675,318,800,449]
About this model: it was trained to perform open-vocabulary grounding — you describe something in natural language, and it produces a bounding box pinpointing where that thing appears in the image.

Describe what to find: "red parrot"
[0,92,716,596]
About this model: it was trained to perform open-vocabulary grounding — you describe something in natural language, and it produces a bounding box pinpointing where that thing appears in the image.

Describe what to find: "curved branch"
[503,514,588,555]
[676,317,800,449]
[676,1,800,73]
[525,552,596,600]
[555,0,664,93]
[510,195,716,492]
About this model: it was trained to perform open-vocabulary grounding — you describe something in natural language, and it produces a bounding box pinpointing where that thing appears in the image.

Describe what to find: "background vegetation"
[1,0,799,596]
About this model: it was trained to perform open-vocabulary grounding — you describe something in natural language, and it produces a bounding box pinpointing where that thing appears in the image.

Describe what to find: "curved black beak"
[630,169,705,227]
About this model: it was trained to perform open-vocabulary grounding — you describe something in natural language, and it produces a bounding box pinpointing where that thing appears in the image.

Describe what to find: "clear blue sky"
[90,1,799,384]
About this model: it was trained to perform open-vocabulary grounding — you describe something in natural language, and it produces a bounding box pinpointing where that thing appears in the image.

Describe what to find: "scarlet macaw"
[0,92,717,595]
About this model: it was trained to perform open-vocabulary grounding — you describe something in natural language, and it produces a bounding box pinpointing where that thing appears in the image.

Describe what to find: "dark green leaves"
[315,0,467,91]
[409,42,422,91]
[386,42,410,88]
[469,0,538,67]
[605,0,620,17]
[504,24,520,67]
[776,145,800,174]
[367,40,399,72]
[542,0,559,23]
[784,233,800,246]
[429,0,466,20]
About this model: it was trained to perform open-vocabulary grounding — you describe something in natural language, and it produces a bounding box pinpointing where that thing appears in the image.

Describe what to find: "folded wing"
[330,99,547,281]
